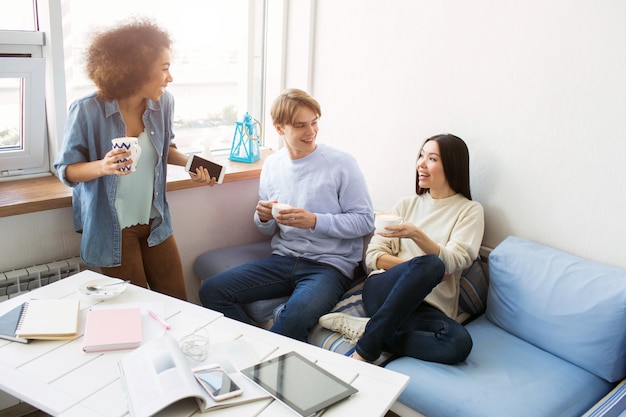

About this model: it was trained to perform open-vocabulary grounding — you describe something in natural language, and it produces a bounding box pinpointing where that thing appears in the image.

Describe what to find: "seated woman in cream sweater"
[319,133,484,364]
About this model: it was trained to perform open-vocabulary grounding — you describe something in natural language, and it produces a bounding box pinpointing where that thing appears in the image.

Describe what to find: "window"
[0,56,47,176]
[0,0,270,181]
[63,0,267,155]
[0,1,49,179]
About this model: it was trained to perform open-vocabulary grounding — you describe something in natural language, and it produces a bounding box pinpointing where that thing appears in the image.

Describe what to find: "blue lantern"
[229,112,262,163]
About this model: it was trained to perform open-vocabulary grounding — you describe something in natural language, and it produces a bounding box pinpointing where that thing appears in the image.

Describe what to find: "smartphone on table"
[192,364,243,401]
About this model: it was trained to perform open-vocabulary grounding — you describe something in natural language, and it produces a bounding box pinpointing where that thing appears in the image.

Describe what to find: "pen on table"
[148,310,171,330]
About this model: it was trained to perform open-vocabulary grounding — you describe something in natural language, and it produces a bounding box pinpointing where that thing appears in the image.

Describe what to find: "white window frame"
[0,31,49,179]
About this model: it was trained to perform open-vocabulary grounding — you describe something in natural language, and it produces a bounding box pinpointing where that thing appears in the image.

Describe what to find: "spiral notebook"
[0,304,30,343]
[12,299,80,340]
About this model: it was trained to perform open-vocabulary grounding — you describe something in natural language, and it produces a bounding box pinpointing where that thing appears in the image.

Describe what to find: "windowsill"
[0,149,272,218]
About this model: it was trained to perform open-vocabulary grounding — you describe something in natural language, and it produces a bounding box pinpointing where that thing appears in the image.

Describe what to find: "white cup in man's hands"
[272,203,292,218]
[375,213,403,233]
[111,137,142,172]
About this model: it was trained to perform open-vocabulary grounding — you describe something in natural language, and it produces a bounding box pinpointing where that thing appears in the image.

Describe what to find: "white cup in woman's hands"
[375,213,403,233]
[272,203,292,218]
[111,137,142,172]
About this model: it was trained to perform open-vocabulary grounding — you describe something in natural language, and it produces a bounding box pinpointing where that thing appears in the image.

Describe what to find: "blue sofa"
[194,236,626,416]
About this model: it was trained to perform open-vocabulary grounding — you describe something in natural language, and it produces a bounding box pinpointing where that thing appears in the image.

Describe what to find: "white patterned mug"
[111,137,142,172]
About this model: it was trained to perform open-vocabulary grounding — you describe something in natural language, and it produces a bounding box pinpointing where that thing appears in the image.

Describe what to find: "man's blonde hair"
[270,88,322,126]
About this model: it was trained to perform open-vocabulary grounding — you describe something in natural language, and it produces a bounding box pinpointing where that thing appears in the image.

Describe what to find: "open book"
[118,336,271,417]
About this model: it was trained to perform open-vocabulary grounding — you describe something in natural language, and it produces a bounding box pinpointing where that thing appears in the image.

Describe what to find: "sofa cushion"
[194,240,274,280]
[486,236,626,382]
[458,257,489,319]
[241,297,290,325]
[385,315,614,417]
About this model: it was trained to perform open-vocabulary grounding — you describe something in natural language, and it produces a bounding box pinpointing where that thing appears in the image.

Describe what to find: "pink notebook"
[82,307,142,352]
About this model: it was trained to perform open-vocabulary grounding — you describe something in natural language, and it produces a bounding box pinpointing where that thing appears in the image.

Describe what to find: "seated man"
[199,88,374,342]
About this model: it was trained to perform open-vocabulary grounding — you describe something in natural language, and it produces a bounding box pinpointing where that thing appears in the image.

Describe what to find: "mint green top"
[115,130,159,229]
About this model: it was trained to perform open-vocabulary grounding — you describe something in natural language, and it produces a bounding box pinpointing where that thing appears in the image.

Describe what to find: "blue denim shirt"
[53,91,175,267]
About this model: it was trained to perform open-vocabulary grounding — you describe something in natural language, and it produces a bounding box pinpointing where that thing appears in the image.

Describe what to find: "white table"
[0,270,408,417]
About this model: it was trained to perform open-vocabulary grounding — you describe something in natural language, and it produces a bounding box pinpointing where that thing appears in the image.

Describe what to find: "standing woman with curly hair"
[54,18,215,300]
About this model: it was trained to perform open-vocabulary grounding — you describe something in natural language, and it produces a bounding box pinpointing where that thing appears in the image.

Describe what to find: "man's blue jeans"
[199,254,350,342]
[356,254,473,364]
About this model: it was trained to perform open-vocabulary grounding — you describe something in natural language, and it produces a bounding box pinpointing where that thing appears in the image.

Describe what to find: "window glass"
[0,78,21,151]
[0,55,47,177]
[0,1,35,31]
[63,0,266,155]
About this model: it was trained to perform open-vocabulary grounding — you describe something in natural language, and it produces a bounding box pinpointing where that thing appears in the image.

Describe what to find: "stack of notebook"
[0,299,80,343]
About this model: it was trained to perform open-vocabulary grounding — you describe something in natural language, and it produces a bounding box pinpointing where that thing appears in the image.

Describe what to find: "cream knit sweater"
[365,192,484,320]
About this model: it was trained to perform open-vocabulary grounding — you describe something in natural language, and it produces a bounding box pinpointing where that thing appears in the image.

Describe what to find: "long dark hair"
[415,134,472,200]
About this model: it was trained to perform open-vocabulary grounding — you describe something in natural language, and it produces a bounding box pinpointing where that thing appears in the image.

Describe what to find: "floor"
[0,403,50,417]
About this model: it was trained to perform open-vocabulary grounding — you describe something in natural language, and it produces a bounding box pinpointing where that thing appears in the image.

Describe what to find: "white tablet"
[241,351,358,417]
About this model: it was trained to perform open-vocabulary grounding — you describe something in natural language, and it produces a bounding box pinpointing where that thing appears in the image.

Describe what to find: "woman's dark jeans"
[356,254,473,364]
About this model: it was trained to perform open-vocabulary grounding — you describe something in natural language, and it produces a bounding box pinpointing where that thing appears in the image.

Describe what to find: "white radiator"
[0,257,83,301]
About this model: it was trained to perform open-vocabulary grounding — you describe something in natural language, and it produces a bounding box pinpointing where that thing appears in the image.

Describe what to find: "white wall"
[302,0,626,269]
[0,208,79,272]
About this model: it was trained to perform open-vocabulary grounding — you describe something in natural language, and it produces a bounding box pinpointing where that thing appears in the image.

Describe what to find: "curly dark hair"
[86,18,172,101]
[415,134,473,200]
